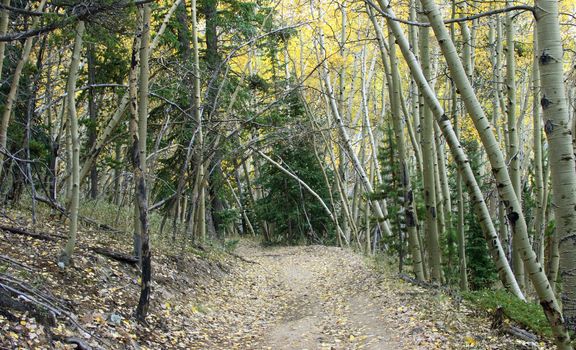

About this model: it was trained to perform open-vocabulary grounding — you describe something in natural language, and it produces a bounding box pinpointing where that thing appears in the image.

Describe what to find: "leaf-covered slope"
[0,212,552,349]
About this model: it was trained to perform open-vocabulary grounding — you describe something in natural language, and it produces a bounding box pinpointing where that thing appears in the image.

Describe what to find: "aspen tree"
[418,0,443,282]
[135,3,152,322]
[0,0,9,81]
[408,0,421,145]
[372,0,523,298]
[129,18,142,261]
[451,0,468,291]
[535,0,576,335]
[408,0,572,344]
[58,21,85,267]
[532,34,546,265]
[504,2,525,290]
[191,0,206,242]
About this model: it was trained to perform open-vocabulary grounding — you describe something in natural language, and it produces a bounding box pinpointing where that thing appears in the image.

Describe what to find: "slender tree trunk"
[135,4,152,322]
[58,21,85,267]
[87,43,98,200]
[129,21,142,260]
[418,2,442,282]
[191,0,206,243]
[532,33,545,266]
[504,4,525,290]
[0,0,10,81]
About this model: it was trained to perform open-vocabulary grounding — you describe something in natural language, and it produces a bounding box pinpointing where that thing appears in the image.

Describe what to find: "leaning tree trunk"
[374,0,523,298]
[535,0,576,337]
[58,21,85,267]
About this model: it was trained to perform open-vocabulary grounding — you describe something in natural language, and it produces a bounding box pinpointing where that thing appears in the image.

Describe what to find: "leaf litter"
[0,210,553,349]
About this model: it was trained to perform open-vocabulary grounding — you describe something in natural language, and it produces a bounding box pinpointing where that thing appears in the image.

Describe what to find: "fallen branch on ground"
[226,251,259,265]
[491,307,539,342]
[0,225,138,266]
[34,196,124,233]
[91,247,139,266]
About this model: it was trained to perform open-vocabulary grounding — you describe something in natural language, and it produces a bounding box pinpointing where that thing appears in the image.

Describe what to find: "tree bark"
[535,0,576,337]
[135,4,152,322]
[58,21,85,267]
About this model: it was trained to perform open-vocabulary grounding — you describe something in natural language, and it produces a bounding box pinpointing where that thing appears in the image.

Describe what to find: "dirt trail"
[184,240,548,349]
[242,244,400,350]
[186,241,404,349]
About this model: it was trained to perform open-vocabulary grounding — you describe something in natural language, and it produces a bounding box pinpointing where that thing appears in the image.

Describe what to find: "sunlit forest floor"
[0,208,553,349]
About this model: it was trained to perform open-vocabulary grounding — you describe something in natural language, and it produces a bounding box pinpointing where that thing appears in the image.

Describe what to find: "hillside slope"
[0,212,550,349]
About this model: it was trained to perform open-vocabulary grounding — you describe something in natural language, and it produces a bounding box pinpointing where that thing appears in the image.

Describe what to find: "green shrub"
[462,289,552,338]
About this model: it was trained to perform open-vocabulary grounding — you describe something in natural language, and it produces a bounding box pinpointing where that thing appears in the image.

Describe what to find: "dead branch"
[0,224,63,241]
[226,251,259,265]
[52,335,94,350]
[0,254,33,271]
[91,247,138,266]
[34,195,124,233]
[0,224,138,266]
[491,307,539,342]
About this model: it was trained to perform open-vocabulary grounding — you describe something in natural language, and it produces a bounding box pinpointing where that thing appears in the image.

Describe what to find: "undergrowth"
[462,289,552,338]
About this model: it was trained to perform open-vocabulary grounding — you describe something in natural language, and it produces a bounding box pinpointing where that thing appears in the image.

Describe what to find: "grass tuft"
[462,289,552,338]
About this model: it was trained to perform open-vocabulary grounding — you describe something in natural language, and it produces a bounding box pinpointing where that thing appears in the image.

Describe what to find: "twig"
[0,254,33,271]
[227,251,259,265]
[364,0,533,28]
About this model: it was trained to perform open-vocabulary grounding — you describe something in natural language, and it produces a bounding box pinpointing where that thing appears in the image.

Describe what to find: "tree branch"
[364,0,534,28]
[0,0,157,42]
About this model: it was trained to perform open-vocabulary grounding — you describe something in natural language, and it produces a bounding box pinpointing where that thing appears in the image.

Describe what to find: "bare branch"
[0,0,157,42]
[364,0,534,28]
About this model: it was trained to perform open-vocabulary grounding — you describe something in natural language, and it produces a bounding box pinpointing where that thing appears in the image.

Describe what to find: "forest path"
[187,240,545,349]
[189,240,406,349]
[238,242,400,350]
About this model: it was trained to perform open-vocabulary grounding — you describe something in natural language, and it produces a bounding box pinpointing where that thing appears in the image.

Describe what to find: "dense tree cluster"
[2,0,576,347]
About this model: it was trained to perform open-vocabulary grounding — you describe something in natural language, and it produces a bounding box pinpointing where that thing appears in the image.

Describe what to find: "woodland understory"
[1,0,576,348]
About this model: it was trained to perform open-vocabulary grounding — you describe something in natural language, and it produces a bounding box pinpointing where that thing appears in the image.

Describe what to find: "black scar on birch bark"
[539,51,554,65]
[540,299,568,343]
[544,119,554,136]
[541,95,552,110]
